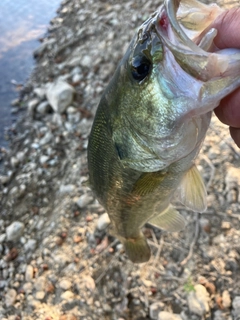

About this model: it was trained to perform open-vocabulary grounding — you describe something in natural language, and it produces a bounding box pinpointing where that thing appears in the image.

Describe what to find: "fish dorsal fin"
[132,171,166,197]
[178,165,207,212]
[148,205,186,232]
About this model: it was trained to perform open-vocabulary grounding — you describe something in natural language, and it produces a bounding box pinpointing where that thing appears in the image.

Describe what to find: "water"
[0,0,61,147]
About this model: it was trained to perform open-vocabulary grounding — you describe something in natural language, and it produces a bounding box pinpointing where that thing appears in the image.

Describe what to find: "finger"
[210,8,240,49]
[230,127,240,148]
[214,88,240,127]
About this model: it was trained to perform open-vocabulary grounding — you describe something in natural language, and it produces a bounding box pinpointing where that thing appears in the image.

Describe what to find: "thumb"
[210,8,240,49]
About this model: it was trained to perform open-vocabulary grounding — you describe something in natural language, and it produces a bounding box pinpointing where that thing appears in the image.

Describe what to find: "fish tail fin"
[123,235,151,263]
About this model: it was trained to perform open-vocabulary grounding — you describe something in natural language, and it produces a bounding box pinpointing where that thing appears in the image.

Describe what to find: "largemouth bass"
[88,0,240,263]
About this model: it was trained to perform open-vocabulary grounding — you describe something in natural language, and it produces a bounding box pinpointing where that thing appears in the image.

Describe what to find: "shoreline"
[1,0,240,319]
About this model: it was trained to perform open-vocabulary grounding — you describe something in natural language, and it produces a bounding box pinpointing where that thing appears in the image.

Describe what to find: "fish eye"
[131,55,151,81]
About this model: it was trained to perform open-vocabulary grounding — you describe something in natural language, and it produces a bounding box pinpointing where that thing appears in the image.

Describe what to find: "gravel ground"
[0,0,240,319]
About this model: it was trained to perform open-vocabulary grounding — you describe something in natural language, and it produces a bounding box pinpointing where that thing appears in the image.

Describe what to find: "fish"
[88,0,240,263]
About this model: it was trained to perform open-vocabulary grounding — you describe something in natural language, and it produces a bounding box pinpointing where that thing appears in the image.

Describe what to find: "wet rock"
[46,80,75,113]
[6,221,24,241]
[97,213,111,231]
[188,284,209,316]
[5,288,17,307]
[158,312,182,320]
[76,194,94,208]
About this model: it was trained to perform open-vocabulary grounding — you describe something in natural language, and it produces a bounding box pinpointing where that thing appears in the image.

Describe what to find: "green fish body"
[88,0,240,263]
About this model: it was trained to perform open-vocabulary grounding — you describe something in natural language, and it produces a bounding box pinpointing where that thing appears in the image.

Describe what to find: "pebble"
[61,290,74,300]
[6,221,24,241]
[59,279,72,290]
[28,99,40,113]
[23,282,33,294]
[35,291,45,301]
[25,265,34,282]
[24,239,37,252]
[149,302,165,319]
[158,312,182,320]
[97,213,111,231]
[46,80,75,113]
[59,184,75,195]
[232,296,240,317]
[39,155,49,165]
[39,131,53,146]
[36,101,50,114]
[5,288,17,307]
[34,276,46,291]
[188,284,209,316]
[76,194,94,208]
[33,87,46,100]
[222,290,231,309]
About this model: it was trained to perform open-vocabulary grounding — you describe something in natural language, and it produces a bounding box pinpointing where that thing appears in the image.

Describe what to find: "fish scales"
[88,0,240,263]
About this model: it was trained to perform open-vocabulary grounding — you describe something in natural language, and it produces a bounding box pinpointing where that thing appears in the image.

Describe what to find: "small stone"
[36,101,50,114]
[39,131,53,146]
[222,290,231,309]
[24,239,37,252]
[188,284,209,316]
[158,312,182,320]
[46,80,75,113]
[33,87,46,100]
[59,279,72,291]
[221,221,231,230]
[11,98,20,106]
[10,156,19,168]
[6,221,24,241]
[28,99,39,113]
[23,282,33,294]
[97,213,111,231]
[25,265,34,282]
[0,234,6,243]
[61,290,74,300]
[59,185,75,195]
[39,155,49,165]
[149,302,164,319]
[232,296,240,317]
[35,291,45,300]
[72,73,82,84]
[76,194,94,208]
[5,288,17,307]
[34,276,46,291]
[213,310,226,320]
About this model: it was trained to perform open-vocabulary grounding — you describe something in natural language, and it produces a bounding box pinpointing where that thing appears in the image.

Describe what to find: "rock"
[76,194,94,208]
[39,131,53,146]
[5,288,17,307]
[72,73,82,84]
[46,80,75,113]
[188,284,209,316]
[36,101,50,114]
[149,302,164,319]
[222,290,231,309]
[97,213,111,231]
[23,282,33,294]
[0,234,6,243]
[59,279,72,290]
[59,184,75,195]
[33,87,46,100]
[61,290,74,300]
[34,276,46,291]
[35,291,45,300]
[158,312,182,320]
[6,221,24,241]
[25,265,34,282]
[232,296,240,318]
[39,155,49,165]
[24,239,37,252]
[28,99,40,114]
[67,106,81,123]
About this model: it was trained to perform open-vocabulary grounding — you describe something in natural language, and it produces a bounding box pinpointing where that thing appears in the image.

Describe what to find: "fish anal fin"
[148,205,186,232]
[123,235,151,263]
[178,164,207,212]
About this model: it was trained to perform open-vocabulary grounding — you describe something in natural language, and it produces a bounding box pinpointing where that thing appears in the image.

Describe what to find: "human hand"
[210,8,240,147]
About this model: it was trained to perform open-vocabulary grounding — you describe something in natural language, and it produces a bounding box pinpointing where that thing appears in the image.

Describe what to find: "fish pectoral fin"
[177,164,207,212]
[132,171,166,197]
[148,206,186,232]
[123,234,151,263]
